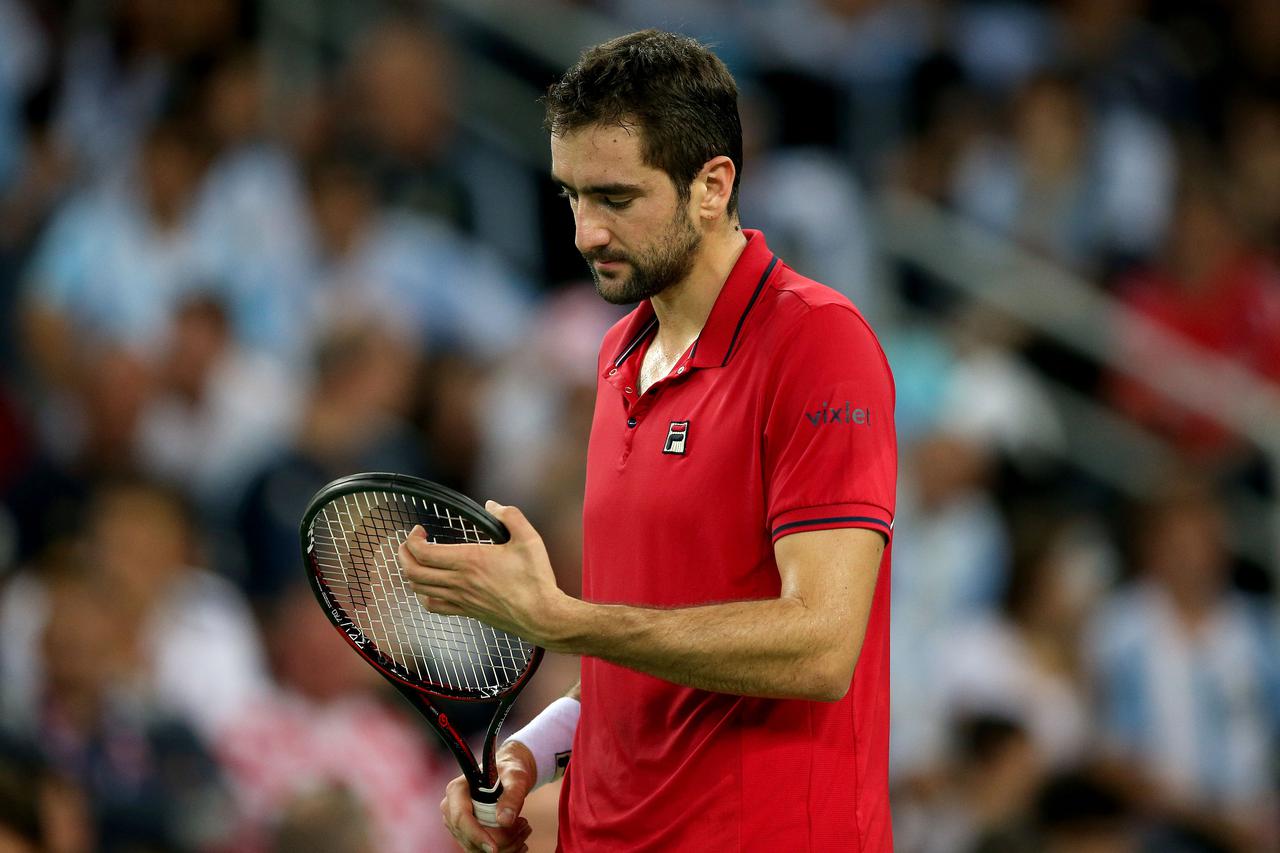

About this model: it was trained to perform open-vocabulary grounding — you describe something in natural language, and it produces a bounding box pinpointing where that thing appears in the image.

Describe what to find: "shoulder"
[759,265,892,377]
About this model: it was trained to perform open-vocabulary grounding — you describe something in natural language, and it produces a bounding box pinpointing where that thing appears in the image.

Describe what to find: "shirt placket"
[605,343,698,466]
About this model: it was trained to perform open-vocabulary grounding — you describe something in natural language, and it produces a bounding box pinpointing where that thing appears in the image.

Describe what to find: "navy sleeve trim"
[772,515,892,537]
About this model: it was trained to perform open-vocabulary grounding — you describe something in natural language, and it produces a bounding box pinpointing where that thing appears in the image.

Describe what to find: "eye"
[602,197,633,210]
[558,187,578,204]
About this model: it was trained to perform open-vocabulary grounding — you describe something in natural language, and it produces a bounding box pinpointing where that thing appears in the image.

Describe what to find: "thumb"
[493,771,532,828]
[493,741,536,826]
[485,501,538,543]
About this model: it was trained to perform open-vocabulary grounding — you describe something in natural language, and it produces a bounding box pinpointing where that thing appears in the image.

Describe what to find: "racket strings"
[309,491,535,697]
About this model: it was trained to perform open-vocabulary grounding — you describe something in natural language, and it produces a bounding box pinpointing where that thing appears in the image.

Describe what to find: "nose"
[574,206,611,255]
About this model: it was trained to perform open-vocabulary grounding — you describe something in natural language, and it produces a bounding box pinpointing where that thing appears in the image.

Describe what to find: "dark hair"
[544,29,743,215]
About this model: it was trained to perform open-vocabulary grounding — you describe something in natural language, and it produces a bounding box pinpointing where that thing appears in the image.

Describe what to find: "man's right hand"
[440,741,537,853]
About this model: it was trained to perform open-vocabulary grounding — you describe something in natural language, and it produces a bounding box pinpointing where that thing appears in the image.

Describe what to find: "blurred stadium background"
[0,0,1277,851]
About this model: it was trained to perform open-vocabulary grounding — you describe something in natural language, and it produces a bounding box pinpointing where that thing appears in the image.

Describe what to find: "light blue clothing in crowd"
[1085,581,1280,810]
[889,481,1011,777]
[326,210,533,361]
[25,142,316,362]
[25,180,217,355]
[194,143,314,360]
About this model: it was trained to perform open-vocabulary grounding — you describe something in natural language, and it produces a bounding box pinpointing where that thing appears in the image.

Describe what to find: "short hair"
[544,29,743,215]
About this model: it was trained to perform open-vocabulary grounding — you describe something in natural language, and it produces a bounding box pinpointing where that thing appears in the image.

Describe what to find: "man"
[399,30,897,852]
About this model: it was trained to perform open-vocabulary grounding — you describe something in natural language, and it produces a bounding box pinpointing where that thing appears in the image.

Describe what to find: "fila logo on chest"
[663,421,689,455]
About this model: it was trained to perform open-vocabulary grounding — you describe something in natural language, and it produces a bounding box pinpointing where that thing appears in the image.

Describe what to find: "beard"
[583,205,702,305]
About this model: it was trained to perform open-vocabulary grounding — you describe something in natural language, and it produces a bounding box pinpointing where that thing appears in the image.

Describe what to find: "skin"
[411,123,885,853]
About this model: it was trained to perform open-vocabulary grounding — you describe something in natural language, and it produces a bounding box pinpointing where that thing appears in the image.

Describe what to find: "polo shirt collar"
[606,229,779,371]
[686,229,778,368]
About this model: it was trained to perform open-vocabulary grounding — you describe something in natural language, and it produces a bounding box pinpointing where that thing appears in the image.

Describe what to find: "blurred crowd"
[0,1,1276,851]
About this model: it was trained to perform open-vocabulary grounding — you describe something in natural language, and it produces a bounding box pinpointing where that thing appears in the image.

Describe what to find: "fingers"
[440,782,531,853]
[485,501,538,544]
[495,819,532,853]
[440,776,499,853]
[401,527,472,571]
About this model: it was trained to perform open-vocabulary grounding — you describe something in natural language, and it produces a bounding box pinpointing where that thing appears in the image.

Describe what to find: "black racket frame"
[300,471,544,807]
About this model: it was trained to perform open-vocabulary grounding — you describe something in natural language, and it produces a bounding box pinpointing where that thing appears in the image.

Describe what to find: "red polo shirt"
[559,230,896,852]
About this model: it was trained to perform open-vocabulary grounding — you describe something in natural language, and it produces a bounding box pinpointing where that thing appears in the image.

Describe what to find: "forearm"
[543,595,859,702]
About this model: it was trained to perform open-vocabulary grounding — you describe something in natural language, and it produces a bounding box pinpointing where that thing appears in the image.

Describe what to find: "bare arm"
[400,504,883,702]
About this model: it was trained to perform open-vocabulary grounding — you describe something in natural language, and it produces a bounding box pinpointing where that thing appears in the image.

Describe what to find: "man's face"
[551,123,701,304]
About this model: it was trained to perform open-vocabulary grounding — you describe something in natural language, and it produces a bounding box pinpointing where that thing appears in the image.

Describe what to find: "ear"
[694,155,736,223]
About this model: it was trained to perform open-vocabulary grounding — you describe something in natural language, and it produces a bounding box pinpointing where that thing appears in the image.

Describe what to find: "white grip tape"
[472,798,500,828]
[504,696,580,789]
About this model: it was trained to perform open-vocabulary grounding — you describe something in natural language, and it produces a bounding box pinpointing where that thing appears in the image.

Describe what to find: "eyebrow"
[552,176,644,197]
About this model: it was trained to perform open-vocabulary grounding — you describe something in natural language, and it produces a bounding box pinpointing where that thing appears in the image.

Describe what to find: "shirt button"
[608,368,618,376]
[676,366,685,374]
[627,417,637,428]
[625,386,634,394]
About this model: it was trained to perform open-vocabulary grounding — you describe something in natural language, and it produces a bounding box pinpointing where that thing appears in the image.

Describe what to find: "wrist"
[496,738,536,780]
[503,696,580,789]
[536,594,593,653]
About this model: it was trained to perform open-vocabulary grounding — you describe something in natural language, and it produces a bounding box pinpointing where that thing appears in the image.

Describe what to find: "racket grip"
[472,781,504,828]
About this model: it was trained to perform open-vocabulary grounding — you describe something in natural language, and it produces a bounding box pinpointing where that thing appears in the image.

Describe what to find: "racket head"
[300,472,543,703]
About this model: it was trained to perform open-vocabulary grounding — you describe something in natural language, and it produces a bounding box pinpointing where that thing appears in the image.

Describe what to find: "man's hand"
[440,741,537,853]
[398,502,570,645]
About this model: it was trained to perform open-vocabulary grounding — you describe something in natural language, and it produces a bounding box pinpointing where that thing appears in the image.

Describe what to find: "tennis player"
[400,29,897,853]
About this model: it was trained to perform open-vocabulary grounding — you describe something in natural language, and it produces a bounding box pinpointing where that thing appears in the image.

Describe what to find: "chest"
[581,357,779,605]
[638,334,695,394]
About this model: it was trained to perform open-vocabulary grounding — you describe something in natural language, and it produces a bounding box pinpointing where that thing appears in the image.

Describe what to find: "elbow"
[803,651,858,703]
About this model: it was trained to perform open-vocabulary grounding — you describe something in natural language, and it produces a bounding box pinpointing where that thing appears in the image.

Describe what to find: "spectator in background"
[235,321,429,601]
[952,69,1173,274]
[1083,476,1280,850]
[134,294,301,517]
[302,149,531,363]
[217,582,453,853]
[738,86,884,326]
[0,480,269,741]
[21,113,216,390]
[342,20,468,229]
[894,714,1042,853]
[193,45,314,362]
[890,430,1011,781]
[1225,90,1280,259]
[13,549,230,852]
[940,514,1111,773]
[334,16,545,271]
[0,731,93,853]
[50,0,171,183]
[0,345,150,566]
[1108,163,1280,458]
[0,0,48,196]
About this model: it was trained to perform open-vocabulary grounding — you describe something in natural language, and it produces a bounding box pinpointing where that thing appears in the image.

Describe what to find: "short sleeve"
[763,304,897,544]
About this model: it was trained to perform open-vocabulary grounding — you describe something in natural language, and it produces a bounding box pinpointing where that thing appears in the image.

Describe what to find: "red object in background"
[1109,252,1280,455]
[0,384,30,493]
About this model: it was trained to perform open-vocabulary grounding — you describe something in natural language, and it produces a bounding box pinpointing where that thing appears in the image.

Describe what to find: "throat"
[639,331,696,394]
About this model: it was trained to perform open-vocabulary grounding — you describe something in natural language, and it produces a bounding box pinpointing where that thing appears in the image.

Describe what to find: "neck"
[649,223,747,346]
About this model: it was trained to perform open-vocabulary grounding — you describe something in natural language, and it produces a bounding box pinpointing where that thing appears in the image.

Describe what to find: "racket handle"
[472,780,504,828]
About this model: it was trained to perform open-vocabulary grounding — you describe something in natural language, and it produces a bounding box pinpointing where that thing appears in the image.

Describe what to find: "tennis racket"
[299,472,543,827]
